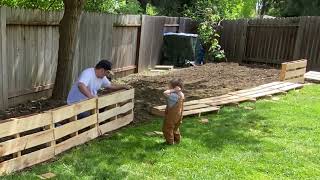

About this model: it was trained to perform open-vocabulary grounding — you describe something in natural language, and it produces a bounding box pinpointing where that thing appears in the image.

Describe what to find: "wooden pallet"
[305,71,320,82]
[97,89,135,135]
[0,89,135,175]
[151,82,303,117]
[51,98,99,155]
[280,59,307,83]
[0,113,55,174]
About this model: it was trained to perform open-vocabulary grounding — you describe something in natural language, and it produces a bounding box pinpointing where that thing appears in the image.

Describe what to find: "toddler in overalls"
[162,79,185,145]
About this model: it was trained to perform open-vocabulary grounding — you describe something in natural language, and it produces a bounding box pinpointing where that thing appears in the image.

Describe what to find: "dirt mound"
[119,62,280,123]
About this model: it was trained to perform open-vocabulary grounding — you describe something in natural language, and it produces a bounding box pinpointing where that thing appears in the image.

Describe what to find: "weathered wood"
[0,129,54,156]
[305,71,320,81]
[283,59,307,71]
[55,127,98,155]
[98,113,133,135]
[54,114,97,139]
[284,68,306,79]
[52,98,96,123]
[0,113,52,138]
[0,7,7,109]
[6,8,63,25]
[183,106,220,116]
[98,89,134,108]
[0,147,54,175]
[98,102,134,123]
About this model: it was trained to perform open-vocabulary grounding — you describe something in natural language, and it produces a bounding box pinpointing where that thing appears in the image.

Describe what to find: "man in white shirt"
[67,60,127,118]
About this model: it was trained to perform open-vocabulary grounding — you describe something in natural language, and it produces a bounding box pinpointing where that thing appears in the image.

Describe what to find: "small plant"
[184,4,226,62]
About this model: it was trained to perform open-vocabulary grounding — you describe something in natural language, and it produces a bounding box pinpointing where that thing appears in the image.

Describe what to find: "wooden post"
[0,7,8,110]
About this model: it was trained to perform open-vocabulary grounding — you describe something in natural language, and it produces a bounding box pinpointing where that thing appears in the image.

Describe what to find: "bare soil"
[0,62,280,123]
[118,62,280,123]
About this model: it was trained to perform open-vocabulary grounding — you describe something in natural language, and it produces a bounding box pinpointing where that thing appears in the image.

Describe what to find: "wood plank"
[54,114,97,139]
[52,98,96,123]
[278,83,304,91]
[0,129,54,157]
[208,96,251,106]
[98,89,134,108]
[0,147,54,175]
[98,113,133,135]
[98,102,134,123]
[151,108,165,117]
[284,60,307,71]
[154,65,174,69]
[284,68,307,80]
[55,128,98,155]
[183,104,211,111]
[284,76,305,84]
[0,113,52,138]
[183,106,220,116]
[0,7,7,109]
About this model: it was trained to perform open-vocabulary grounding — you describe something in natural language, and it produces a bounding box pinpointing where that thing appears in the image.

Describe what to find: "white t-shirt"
[67,68,111,104]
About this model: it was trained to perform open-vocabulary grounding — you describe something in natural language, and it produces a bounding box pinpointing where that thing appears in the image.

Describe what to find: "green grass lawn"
[4,85,320,179]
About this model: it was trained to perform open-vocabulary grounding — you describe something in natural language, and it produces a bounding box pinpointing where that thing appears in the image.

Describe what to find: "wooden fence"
[220,17,320,70]
[0,89,134,175]
[0,7,195,109]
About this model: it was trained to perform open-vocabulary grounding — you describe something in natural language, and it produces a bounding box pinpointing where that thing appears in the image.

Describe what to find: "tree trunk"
[52,0,86,100]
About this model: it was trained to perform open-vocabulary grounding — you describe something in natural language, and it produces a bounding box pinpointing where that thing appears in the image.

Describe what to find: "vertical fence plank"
[0,7,7,109]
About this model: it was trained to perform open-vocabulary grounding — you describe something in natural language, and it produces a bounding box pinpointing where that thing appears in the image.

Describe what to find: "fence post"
[293,17,307,60]
[0,7,8,110]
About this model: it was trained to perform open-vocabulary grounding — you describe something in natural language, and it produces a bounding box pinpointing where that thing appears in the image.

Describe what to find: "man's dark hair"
[170,78,183,89]
[95,60,112,70]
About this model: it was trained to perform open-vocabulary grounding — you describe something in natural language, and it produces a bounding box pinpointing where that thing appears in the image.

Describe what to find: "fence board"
[138,15,166,72]
[0,8,7,109]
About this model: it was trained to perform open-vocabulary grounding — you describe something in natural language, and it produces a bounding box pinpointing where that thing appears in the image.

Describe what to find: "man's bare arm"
[78,82,96,98]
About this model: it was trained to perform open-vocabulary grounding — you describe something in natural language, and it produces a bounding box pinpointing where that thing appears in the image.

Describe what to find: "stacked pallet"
[305,71,320,82]
[152,82,304,117]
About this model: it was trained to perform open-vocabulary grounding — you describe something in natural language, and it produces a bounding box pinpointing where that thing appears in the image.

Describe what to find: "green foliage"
[145,3,159,16]
[184,3,225,61]
[1,0,63,11]
[4,85,320,179]
[1,0,143,14]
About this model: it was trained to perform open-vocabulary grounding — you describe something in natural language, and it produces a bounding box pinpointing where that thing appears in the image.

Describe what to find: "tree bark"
[52,0,86,100]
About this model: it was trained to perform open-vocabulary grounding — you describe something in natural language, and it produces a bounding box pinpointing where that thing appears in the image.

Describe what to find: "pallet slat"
[0,113,51,138]
[283,59,307,71]
[54,128,98,155]
[52,99,96,123]
[98,89,134,108]
[54,114,97,139]
[183,106,220,116]
[0,129,54,157]
[98,113,133,135]
[0,147,54,174]
[98,102,134,123]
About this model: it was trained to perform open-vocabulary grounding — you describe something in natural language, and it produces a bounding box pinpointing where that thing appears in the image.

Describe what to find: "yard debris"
[37,172,56,179]
[243,106,254,110]
[199,118,209,124]
[145,131,163,136]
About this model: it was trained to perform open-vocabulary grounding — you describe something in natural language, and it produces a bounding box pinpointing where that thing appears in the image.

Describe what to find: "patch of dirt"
[118,62,280,123]
[0,62,280,123]
[0,99,65,120]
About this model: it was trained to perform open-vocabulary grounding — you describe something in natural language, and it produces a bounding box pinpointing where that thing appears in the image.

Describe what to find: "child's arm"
[163,89,174,97]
